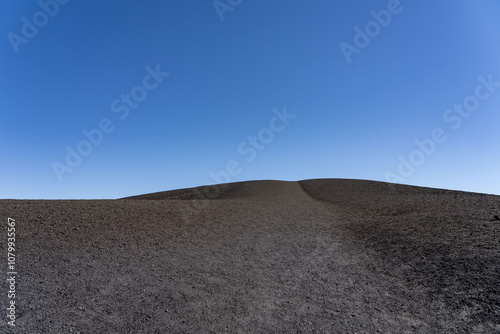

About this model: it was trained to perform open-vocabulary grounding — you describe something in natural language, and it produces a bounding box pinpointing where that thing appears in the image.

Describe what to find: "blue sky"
[1,0,500,199]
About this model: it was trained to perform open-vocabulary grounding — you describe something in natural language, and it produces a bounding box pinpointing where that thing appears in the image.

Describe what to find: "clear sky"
[1,0,500,199]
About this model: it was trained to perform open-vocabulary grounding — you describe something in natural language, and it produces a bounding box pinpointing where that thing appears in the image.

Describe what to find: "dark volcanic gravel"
[0,179,499,333]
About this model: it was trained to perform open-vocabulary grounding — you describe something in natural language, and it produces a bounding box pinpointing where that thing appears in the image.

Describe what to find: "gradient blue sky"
[2,0,500,199]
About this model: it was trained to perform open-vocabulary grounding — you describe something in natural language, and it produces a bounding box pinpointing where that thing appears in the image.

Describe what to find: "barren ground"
[0,179,499,333]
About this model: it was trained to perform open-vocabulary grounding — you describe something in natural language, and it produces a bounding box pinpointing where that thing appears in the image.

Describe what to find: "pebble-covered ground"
[0,179,499,333]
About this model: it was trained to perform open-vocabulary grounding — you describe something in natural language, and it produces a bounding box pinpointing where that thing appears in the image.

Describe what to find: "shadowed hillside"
[122,180,305,201]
